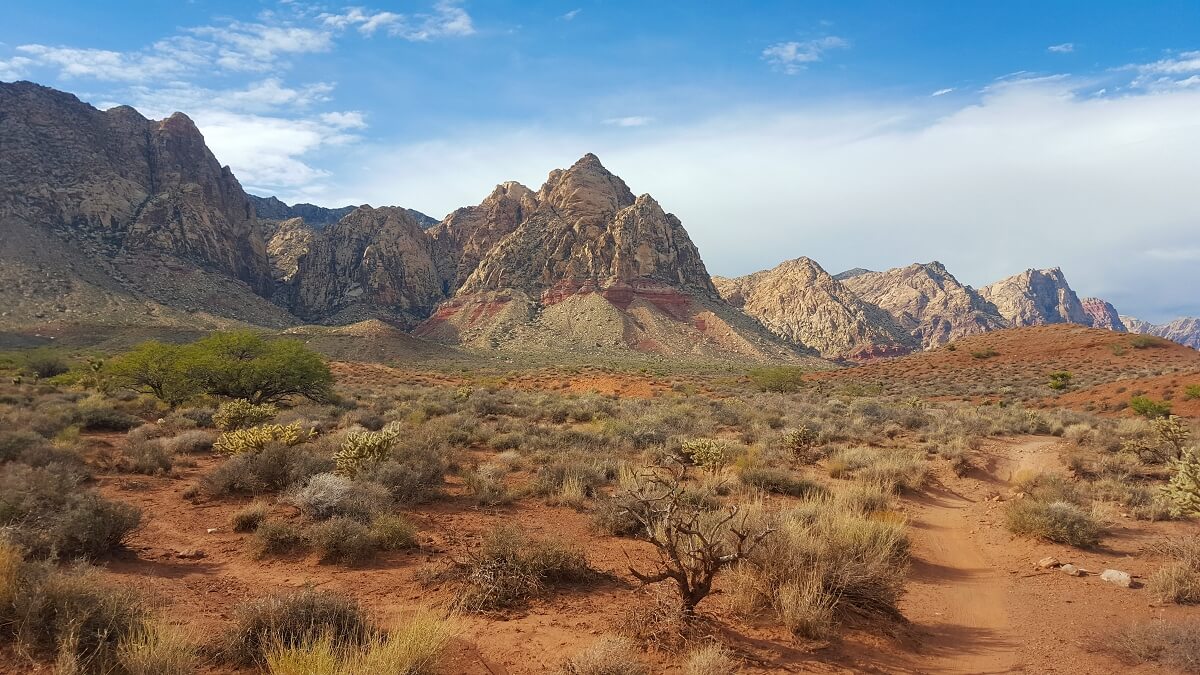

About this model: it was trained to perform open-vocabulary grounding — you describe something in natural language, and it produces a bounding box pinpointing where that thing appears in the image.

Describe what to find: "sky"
[2,1,1199,322]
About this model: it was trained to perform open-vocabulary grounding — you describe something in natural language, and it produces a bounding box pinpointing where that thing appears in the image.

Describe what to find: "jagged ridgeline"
[2,81,1196,357]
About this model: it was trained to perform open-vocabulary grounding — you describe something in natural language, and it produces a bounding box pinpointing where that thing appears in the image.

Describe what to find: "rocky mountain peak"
[536,153,636,230]
[980,267,1090,327]
[1081,298,1127,332]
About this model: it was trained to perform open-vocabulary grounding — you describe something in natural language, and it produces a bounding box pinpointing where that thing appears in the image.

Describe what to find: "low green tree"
[189,332,333,404]
[105,341,200,406]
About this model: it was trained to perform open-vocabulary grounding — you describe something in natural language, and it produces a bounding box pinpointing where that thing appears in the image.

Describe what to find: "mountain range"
[1,80,1195,359]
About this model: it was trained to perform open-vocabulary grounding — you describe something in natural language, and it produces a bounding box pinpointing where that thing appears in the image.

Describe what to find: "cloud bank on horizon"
[1,0,1198,322]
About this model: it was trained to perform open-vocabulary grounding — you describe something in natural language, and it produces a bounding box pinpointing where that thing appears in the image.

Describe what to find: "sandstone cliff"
[842,262,1008,348]
[1121,316,1200,349]
[714,258,915,360]
[979,268,1090,327]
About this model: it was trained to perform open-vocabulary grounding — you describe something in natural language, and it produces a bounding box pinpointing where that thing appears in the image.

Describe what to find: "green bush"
[309,517,378,565]
[106,332,333,406]
[22,349,70,378]
[1048,371,1073,391]
[369,514,419,551]
[1130,335,1165,349]
[1185,384,1200,401]
[252,520,308,557]
[748,366,806,393]
[1131,396,1172,419]
[213,400,278,431]
[970,348,1000,359]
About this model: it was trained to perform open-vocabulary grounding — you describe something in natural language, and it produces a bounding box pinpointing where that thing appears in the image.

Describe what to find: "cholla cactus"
[1163,449,1200,516]
[334,421,403,476]
[782,426,818,454]
[213,399,278,431]
[681,438,730,471]
[213,422,313,454]
[1152,415,1192,461]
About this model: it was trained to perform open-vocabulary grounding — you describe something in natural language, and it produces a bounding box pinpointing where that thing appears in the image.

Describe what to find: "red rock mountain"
[1081,298,1127,332]
[979,268,1091,327]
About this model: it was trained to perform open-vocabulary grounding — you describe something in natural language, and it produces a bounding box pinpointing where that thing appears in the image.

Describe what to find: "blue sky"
[3,1,1200,321]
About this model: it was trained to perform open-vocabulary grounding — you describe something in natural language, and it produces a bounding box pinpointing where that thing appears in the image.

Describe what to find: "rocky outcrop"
[1080,298,1127,332]
[833,268,873,281]
[1121,316,1200,349]
[842,262,1007,348]
[428,181,536,295]
[275,206,448,326]
[979,268,1090,327]
[714,257,915,360]
[0,81,272,295]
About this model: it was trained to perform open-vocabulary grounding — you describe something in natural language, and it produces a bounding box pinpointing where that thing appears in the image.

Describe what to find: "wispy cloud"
[762,36,848,74]
[931,87,954,97]
[322,2,474,40]
[1144,247,1200,262]
[1048,43,1074,53]
[603,116,653,127]
[561,9,582,21]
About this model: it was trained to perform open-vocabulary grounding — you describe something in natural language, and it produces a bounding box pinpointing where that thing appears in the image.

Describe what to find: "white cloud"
[0,55,32,80]
[191,22,333,72]
[762,36,849,74]
[931,87,954,97]
[328,76,1200,321]
[1136,50,1200,75]
[1048,43,1074,53]
[16,44,190,81]
[1144,248,1200,262]
[320,111,367,129]
[603,116,653,127]
[120,79,335,117]
[562,9,582,21]
[323,2,474,40]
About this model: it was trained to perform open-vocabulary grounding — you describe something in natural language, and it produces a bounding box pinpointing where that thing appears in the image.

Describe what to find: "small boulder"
[1101,569,1132,588]
[1036,556,1061,569]
[176,549,206,560]
[1061,564,1083,577]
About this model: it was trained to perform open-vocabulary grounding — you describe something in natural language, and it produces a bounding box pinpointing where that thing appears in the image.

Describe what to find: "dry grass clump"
[1111,620,1200,672]
[231,501,270,532]
[1005,499,1102,548]
[561,635,648,675]
[729,498,909,639]
[826,447,929,493]
[252,520,308,557]
[369,514,419,551]
[163,430,216,455]
[287,472,392,522]
[1148,538,1200,604]
[436,525,596,613]
[118,621,198,675]
[220,589,372,666]
[463,462,513,506]
[264,609,456,675]
[123,438,175,475]
[309,517,377,565]
[739,467,827,498]
[682,643,738,675]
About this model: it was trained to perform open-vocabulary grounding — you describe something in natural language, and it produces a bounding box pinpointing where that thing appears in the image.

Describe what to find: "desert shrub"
[76,398,142,431]
[1014,472,1086,504]
[264,610,455,675]
[0,430,45,461]
[464,463,512,506]
[680,438,731,471]
[232,502,270,532]
[163,430,216,454]
[5,560,147,672]
[1148,538,1200,604]
[204,443,333,495]
[781,425,819,456]
[118,620,198,675]
[748,366,806,393]
[1130,395,1172,419]
[1164,449,1200,516]
[835,479,893,514]
[22,349,70,378]
[739,467,827,498]
[220,589,372,666]
[362,458,444,504]
[1152,416,1192,461]
[214,399,279,431]
[253,520,308,557]
[1005,500,1101,547]
[334,421,403,476]
[0,463,141,559]
[1186,385,1200,401]
[731,499,909,637]
[1111,620,1200,671]
[1129,334,1166,349]
[214,422,314,455]
[561,635,647,675]
[682,643,737,675]
[309,517,377,565]
[532,459,607,498]
[827,447,928,492]
[288,473,392,522]
[124,438,174,475]
[592,495,645,536]
[970,348,999,359]
[369,514,419,551]
[438,525,595,612]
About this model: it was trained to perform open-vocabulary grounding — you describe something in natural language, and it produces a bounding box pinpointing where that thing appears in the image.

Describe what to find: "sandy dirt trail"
[899,437,1061,674]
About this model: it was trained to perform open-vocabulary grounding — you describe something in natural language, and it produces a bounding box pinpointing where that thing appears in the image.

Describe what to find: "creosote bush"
[1005,499,1101,547]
